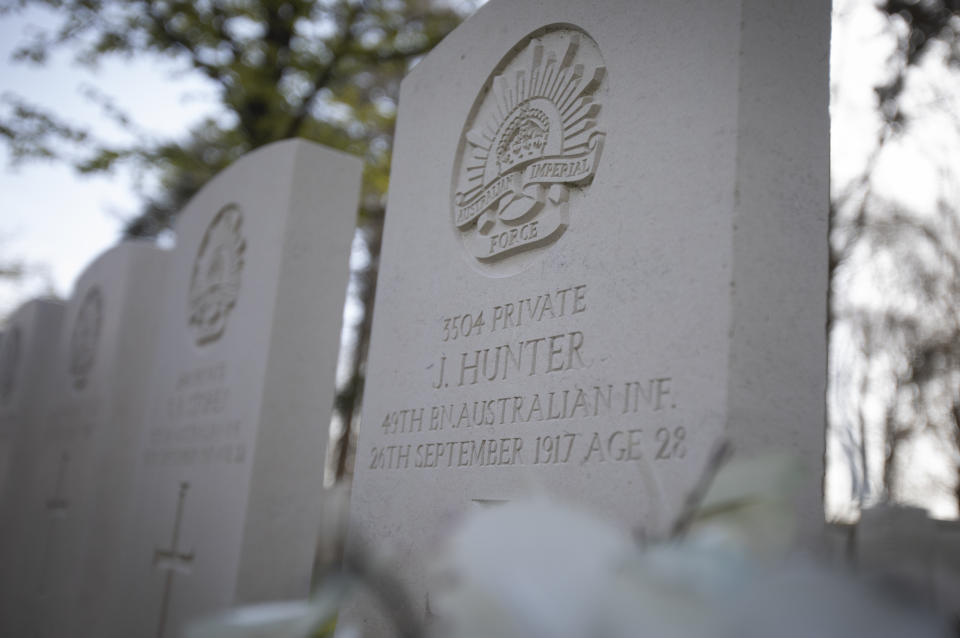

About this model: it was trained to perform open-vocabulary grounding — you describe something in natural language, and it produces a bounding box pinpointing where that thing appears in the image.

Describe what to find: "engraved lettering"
[623,378,674,413]
[444,284,588,340]
[432,354,447,389]
[366,427,689,472]
[453,332,586,387]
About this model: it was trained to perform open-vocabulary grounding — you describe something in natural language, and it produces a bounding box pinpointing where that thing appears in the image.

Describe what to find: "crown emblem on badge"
[69,286,103,390]
[497,105,550,172]
[452,29,606,271]
[188,204,246,346]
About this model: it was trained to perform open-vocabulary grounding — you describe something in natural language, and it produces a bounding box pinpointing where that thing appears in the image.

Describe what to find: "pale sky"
[0,5,220,316]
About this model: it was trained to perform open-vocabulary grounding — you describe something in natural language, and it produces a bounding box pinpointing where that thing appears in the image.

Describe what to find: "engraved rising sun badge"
[452,28,606,273]
[69,286,103,390]
[188,204,246,346]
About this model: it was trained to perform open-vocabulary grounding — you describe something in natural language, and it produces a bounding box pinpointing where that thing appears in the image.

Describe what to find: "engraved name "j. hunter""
[432,331,586,389]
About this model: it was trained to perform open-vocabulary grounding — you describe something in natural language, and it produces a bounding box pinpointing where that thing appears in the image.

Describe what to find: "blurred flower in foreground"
[430,453,947,638]
[186,451,948,638]
[184,596,339,638]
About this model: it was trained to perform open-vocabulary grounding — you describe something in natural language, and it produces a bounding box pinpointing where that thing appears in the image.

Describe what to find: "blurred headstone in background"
[853,505,960,621]
[112,139,361,638]
[0,298,65,636]
[23,242,168,638]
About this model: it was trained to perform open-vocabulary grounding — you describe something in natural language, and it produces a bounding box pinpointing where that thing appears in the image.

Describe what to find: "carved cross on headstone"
[153,481,194,638]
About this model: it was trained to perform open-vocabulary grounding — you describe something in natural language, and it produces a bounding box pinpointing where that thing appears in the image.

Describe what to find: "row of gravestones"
[0,1,830,636]
[0,141,362,638]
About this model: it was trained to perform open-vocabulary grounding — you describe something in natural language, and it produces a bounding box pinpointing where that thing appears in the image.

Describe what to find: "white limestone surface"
[344,0,830,632]
[112,139,361,638]
[19,242,169,638]
[0,298,65,636]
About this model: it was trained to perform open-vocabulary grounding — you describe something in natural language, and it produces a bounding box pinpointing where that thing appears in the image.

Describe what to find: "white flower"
[183,588,340,638]
[429,499,636,638]
[429,455,947,638]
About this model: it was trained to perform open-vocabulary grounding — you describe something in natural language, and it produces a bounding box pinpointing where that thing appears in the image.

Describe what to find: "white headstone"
[345,0,829,629]
[0,298,65,636]
[16,242,169,638]
[113,139,361,638]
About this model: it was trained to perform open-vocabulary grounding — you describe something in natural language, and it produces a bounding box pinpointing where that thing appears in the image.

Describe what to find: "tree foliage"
[875,0,960,128]
[0,0,478,480]
[0,0,474,234]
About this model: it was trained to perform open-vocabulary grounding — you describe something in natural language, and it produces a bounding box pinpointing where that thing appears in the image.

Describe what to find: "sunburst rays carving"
[459,33,605,205]
[452,29,606,269]
[188,204,246,346]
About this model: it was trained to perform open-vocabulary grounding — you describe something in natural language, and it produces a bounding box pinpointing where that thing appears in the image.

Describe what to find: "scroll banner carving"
[451,29,606,268]
[454,133,604,229]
